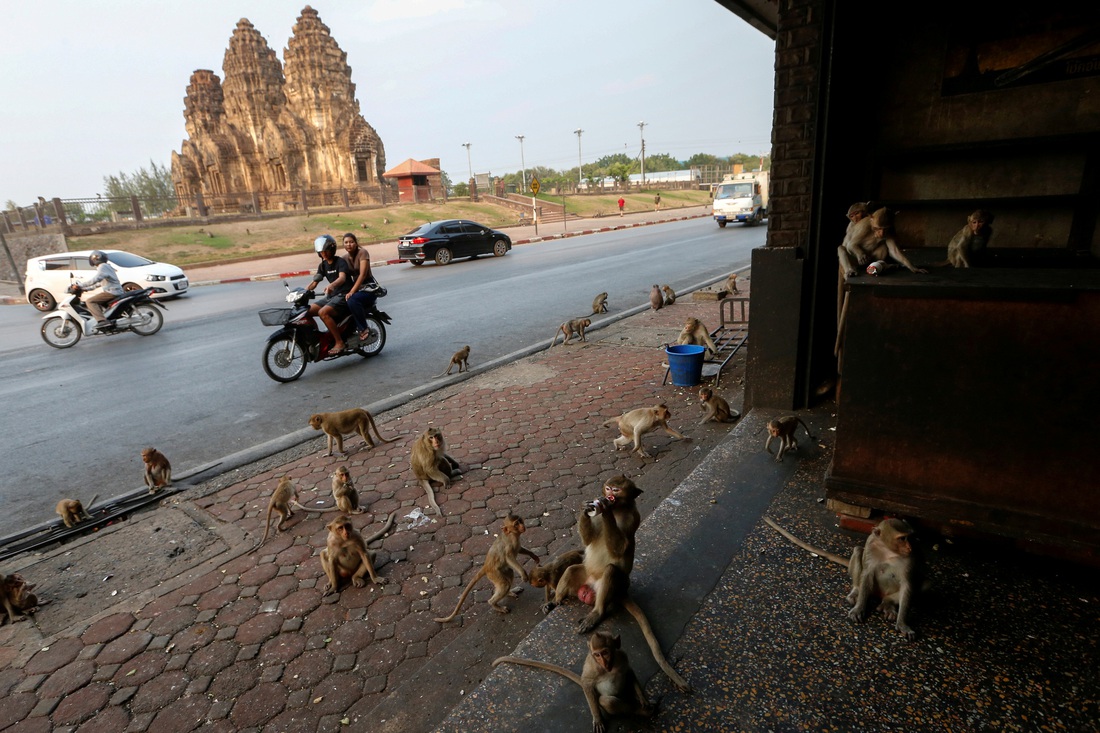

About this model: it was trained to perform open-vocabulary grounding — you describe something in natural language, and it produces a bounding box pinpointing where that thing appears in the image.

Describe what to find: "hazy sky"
[0,1,775,205]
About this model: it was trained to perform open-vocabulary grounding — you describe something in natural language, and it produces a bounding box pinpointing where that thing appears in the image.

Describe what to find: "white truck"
[712,170,769,227]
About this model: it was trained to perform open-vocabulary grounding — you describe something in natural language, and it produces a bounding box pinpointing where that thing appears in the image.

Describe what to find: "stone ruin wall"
[171,6,386,204]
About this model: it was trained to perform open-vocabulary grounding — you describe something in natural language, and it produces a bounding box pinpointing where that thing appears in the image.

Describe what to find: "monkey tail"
[621,597,693,693]
[434,569,486,623]
[290,500,330,514]
[362,512,396,545]
[601,417,620,428]
[250,508,275,554]
[492,656,584,687]
[366,414,400,444]
[795,418,817,441]
[763,516,849,567]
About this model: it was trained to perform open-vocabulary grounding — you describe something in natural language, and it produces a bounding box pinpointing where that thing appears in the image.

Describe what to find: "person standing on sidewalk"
[654,192,661,211]
[342,232,377,342]
[618,196,625,217]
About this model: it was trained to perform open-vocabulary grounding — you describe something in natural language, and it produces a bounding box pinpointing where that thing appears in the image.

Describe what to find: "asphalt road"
[0,218,764,537]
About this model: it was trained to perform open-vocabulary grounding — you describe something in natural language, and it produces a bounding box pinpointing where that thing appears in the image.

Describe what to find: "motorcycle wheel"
[263,336,308,382]
[356,316,387,357]
[41,317,82,349]
[129,303,164,336]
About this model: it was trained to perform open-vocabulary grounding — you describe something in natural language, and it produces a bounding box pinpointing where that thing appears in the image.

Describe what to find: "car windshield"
[714,183,754,200]
[404,223,435,236]
[106,252,155,267]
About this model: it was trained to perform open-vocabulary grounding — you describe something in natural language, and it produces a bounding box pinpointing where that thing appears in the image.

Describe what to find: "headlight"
[146,274,167,282]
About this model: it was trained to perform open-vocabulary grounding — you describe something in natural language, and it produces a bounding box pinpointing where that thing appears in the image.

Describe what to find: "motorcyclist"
[305,235,351,354]
[74,250,124,330]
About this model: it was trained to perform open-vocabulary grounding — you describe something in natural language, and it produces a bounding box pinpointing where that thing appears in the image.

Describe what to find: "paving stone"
[111,649,167,687]
[215,597,261,626]
[263,707,322,733]
[283,649,335,690]
[235,612,284,645]
[125,711,156,732]
[229,682,288,728]
[164,652,191,671]
[147,606,198,637]
[15,673,46,693]
[110,686,138,706]
[260,662,285,683]
[205,698,234,721]
[51,682,111,726]
[236,644,260,662]
[148,693,212,733]
[306,672,362,715]
[209,661,261,700]
[24,636,83,675]
[38,659,95,698]
[215,626,237,641]
[75,702,130,733]
[29,696,61,717]
[147,634,170,651]
[258,632,306,665]
[127,670,189,714]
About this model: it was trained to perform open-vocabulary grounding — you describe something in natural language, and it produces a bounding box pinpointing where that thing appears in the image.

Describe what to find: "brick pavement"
[0,289,747,732]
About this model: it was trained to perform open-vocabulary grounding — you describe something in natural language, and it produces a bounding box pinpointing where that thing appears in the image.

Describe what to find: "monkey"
[602,404,688,459]
[649,284,663,311]
[725,272,739,295]
[434,514,540,621]
[698,386,739,424]
[1,573,45,623]
[410,427,462,516]
[675,316,718,358]
[544,476,692,692]
[55,498,93,528]
[320,513,395,594]
[764,415,816,462]
[434,345,471,377]
[331,466,364,514]
[528,549,584,604]
[308,408,398,457]
[493,631,654,733]
[838,207,927,277]
[141,447,172,494]
[848,518,923,640]
[550,318,591,348]
[0,573,28,626]
[252,476,301,552]
[661,285,676,306]
[591,292,608,315]
[935,209,994,268]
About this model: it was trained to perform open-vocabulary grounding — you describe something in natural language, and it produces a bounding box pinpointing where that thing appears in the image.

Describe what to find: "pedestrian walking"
[618,197,625,217]
[654,193,661,211]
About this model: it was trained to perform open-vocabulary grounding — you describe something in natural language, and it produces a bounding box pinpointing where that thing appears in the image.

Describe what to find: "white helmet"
[314,235,337,256]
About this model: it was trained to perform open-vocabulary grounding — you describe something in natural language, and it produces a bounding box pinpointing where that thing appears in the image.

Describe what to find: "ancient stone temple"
[171,6,386,205]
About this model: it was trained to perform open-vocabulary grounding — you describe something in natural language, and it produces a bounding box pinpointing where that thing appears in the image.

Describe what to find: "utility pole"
[638,121,647,187]
[574,128,583,191]
[515,135,526,193]
[462,142,473,193]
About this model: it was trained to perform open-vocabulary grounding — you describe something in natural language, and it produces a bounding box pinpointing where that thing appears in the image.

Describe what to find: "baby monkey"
[331,466,364,514]
[764,415,815,462]
[698,386,739,423]
[528,549,584,604]
[141,447,172,494]
[56,498,93,528]
[435,345,470,377]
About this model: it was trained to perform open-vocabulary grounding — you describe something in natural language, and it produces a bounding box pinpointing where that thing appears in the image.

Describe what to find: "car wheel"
[492,239,508,257]
[410,260,424,267]
[29,288,56,312]
[434,247,453,266]
[717,221,727,229]
[123,282,142,292]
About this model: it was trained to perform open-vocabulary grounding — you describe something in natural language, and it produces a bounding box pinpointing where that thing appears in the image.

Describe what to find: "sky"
[0,0,775,206]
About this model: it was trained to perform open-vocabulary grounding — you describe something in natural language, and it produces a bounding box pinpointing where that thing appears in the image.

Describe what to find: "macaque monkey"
[493,631,654,733]
[331,466,364,514]
[252,476,299,552]
[308,408,398,457]
[320,513,393,594]
[56,498,93,528]
[649,284,663,311]
[725,272,739,294]
[849,518,922,640]
[698,386,739,424]
[550,318,591,348]
[529,549,584,603]
[141,447,172,494]
[764,416,815,462]
[838,207,927,277]
[845,201,870,233]
[434,514,539,621]
[1,573,45,624]
[591,292,609,314]
[434,345,471,377]
[603,404,688,459]
[545,477,692,692]
[675,316,718,358]
[661,285,676,306]
[938,209,994,268]
[410,427,462,516]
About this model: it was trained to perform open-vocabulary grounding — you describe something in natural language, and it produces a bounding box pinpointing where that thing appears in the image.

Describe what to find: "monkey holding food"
[550,318,591,348]
[434,345,470,377]
[435,514,539,621]
[141,447,172,494]
[1,572,44,625]
[331,466,364,514]
[698,386,739,423]
[591,292,608,314]
[308,407,398,457]
[320,513,394,594]
[838,207,927,277]
[409,427,462,516]
[603,404,688,459]
[764,415,815,462]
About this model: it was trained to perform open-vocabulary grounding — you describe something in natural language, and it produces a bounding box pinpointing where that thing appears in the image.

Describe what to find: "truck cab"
[712,171,768,227]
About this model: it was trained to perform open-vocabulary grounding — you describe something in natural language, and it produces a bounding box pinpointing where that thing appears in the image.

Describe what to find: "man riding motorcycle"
[304,235,352,354]
[75,250,124,330]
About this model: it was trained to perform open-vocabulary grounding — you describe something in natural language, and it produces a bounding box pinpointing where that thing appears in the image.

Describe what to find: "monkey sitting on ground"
[550,318,591,348]
[528,549,584,604]
[435,514,540,621]
[56,498,93,528]
[494,631,655,733]
[141,447,172,494]
[410,427,462,516]
[603,404,688,459]
[591,292,608,314]
[434,345,471,377]
[661,285,676,306]
[725,272,739,294]
[764,415,816,462]
[936,209,994,268]
[698,386,739,424]
[308,408,398,457]
[649,284,663,311]
[320,513,395,594]
[676,317,718,358]
[1,573,46,625]
[331,466,364,514]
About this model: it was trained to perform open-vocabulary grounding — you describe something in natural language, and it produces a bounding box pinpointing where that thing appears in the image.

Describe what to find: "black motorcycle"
[259,281,390,382]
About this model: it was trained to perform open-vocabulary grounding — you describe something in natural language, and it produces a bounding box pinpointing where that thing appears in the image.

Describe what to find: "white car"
[25,250,189,312]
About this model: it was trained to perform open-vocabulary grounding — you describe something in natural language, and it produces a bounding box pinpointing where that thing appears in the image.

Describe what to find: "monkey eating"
[676,317,718,358]
[764,415,815,462]
[528,549,584,604]
[661,285,676,306]
[435,514,539,622]
[409,427,462,515]
[493,630,655,733]
[550,318,591,348]
[602,404,688,459]
[141,447,172,494]
[55,498,93,528]
[320,513,395,594]
[838,207,927,277]
[591,292,608,314]
[649,284,663,311]
[434,345,470,377]
[308,407,398,457]
[331,466,364,514]
[698,386,739,424]
[1,572,46,625]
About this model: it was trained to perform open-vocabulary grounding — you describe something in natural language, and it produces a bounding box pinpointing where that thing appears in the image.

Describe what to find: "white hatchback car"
[25,250,189,312]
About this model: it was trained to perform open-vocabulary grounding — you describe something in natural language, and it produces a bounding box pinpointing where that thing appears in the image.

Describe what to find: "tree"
[102,159,174,200]
[644,153,682,172]
[593,153,633,169]
[440,170,453,194]
[452,181,469,197]
[686,153,723,168]
[608,162,632,189]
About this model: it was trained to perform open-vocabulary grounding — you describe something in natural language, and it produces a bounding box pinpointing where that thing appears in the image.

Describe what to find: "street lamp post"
[574,128,583,191]
[638,121,647,187]
[462,142,472,185]
[515,135,526,192]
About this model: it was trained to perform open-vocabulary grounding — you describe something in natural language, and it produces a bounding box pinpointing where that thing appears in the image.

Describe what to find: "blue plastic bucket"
[665,344,706,386]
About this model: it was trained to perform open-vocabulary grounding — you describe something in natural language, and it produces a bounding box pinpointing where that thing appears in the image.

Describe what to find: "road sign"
[530,177,540,195]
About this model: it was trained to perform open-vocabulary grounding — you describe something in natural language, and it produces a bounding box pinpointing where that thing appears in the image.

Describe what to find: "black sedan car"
[396,219,512,266]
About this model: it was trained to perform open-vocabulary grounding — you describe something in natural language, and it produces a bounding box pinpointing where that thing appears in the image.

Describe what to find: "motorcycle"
[40,283,166,349]
[259,280,390,382]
